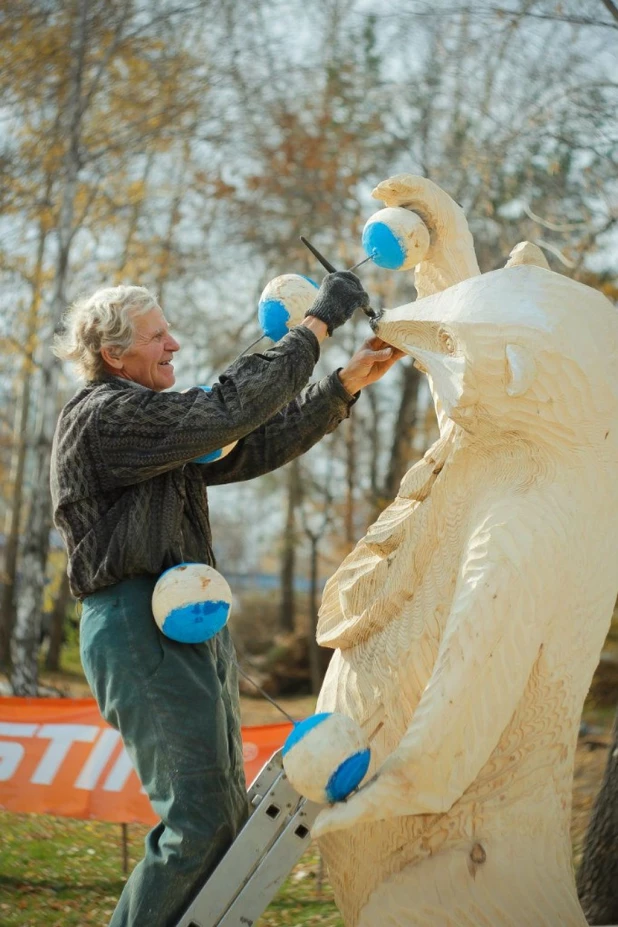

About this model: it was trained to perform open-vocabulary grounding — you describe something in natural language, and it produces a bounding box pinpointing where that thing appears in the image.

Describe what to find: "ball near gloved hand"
[258,274,320,341]
[362,206,431,271]
[304,271,370,336]
[282,711,371,804]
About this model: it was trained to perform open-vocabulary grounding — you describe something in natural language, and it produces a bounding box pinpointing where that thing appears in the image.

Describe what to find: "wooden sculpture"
[312,175,618,926]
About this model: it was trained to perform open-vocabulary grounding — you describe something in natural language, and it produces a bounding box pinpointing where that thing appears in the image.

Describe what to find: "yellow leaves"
[43,550,68,614]
[125,180,147,206]
[212,178,237,199]
[0,15,72,100]
[0,254,35,281]
[41,142,67,175]
[73,184,92,216]
[39,206,56,235]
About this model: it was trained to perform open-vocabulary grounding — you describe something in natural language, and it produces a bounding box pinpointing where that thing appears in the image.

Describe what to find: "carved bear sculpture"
[312,175,618,926]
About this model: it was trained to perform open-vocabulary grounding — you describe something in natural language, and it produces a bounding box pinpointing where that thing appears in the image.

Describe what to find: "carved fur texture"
[313,175,618,926]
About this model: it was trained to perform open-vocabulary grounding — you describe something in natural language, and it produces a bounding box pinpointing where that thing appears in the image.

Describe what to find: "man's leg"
[80,577,248,927]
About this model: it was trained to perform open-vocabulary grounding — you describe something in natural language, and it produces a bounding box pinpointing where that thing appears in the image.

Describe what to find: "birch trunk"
[0,219,48,667]
[279,459,301,633]
[10,0,88,695]
[344,416,356,546]
[0,379,31,668]
[45,567,72,672]
[308,535,321,695]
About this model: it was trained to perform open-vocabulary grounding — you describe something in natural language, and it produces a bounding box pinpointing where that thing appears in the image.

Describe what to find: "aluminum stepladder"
[175,749,322,927]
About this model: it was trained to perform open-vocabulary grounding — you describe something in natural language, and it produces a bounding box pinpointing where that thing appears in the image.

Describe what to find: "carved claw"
[312,768,405,837]
[372,173,464,231]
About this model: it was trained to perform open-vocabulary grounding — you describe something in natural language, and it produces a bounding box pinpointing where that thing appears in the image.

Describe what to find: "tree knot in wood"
[470,843,486,865]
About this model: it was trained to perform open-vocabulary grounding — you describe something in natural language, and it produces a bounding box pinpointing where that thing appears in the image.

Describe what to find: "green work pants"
[80,576,248,927]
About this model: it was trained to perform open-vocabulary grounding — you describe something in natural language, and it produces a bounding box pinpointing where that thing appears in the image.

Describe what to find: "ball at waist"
[152,563,232,643]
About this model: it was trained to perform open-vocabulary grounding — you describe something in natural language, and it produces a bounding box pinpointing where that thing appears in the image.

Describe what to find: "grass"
[259,848,343,927]
[0,813,342,926]
[0,814,130,926]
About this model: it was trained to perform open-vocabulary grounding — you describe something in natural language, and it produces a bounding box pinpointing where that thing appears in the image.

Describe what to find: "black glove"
[305,271,370,336]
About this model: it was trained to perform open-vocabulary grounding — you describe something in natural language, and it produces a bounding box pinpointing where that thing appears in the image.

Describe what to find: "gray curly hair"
[54,285,160,381]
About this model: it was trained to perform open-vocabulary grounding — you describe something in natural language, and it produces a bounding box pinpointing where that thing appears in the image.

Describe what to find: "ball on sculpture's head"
[282,712,371,804]
[152,563,232,644]
[190,385,238,464]
[258,274,320,341]
[362,206,431,271]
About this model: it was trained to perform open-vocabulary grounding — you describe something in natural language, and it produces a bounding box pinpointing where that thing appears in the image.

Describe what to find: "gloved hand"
[304,271,370,336]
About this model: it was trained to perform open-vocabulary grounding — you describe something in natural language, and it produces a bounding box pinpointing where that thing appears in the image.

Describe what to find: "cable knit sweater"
[51,327,356,599]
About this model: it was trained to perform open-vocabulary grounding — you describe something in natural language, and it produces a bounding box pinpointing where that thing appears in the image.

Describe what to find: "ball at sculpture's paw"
[190,385,238,463]
[362,206,430,271]
[152,563,232,643]
[282,712,371,804]
[258,274,319,340]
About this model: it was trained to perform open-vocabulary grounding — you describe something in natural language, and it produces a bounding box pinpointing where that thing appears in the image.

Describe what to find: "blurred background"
[0,0,616,697]
[1,3,617,925]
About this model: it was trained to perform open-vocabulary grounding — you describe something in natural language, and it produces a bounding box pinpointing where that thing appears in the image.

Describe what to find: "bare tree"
[45,567,72,673]
[11,0,92,694]
[298,455,335,694]
[6,0,238,693]
[577,706,618,924]
[279,459,302,633]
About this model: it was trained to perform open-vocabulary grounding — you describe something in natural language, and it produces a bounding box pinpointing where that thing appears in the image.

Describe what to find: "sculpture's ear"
[506,344,536,397]
[505,241,550,269]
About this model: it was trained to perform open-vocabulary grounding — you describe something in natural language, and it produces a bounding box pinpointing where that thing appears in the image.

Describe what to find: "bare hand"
[338,337,405,395]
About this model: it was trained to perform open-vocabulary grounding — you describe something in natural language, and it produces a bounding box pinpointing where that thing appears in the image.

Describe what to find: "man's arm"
[94,326,322,488]
[201,371,356,485]
[202,338,401,485]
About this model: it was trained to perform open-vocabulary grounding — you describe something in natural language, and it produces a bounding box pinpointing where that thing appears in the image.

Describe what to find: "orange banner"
[0,697,292,825]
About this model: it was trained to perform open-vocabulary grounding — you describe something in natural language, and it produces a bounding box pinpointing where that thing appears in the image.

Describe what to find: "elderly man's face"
[112,306,180,391]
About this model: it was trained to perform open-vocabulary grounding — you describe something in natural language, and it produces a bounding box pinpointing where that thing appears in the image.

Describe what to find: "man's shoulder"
[61,375,146,418]
[57,381,101,424]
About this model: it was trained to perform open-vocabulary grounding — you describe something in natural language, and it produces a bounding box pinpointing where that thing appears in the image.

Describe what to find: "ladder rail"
[175,751,322,927]
[216,798,321,927]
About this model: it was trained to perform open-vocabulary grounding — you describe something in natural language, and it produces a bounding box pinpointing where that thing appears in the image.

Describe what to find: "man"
[51,272,402,926]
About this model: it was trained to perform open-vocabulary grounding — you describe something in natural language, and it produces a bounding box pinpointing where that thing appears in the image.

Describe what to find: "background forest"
[0,0,616,695]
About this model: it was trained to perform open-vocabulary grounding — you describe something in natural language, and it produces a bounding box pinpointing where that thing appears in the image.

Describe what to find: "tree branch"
[599,0,618,23]
[523,204,588,233]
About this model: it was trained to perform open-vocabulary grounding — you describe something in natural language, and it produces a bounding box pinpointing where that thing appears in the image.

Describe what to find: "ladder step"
[176,752,321,927]
[217,799,321,927]
[246,752,286,809]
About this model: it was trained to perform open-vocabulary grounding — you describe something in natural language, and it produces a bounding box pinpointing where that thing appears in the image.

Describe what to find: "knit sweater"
[51,327,356,599]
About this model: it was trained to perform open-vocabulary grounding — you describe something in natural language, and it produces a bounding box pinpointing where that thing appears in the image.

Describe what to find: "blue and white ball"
[362,206,430,271]
[152,563,232,643]
[258,274,319,341]
[190,385,238,464]
[282,712,371,804]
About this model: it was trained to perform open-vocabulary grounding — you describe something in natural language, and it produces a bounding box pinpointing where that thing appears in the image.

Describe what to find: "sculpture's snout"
[365,292,447,357]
